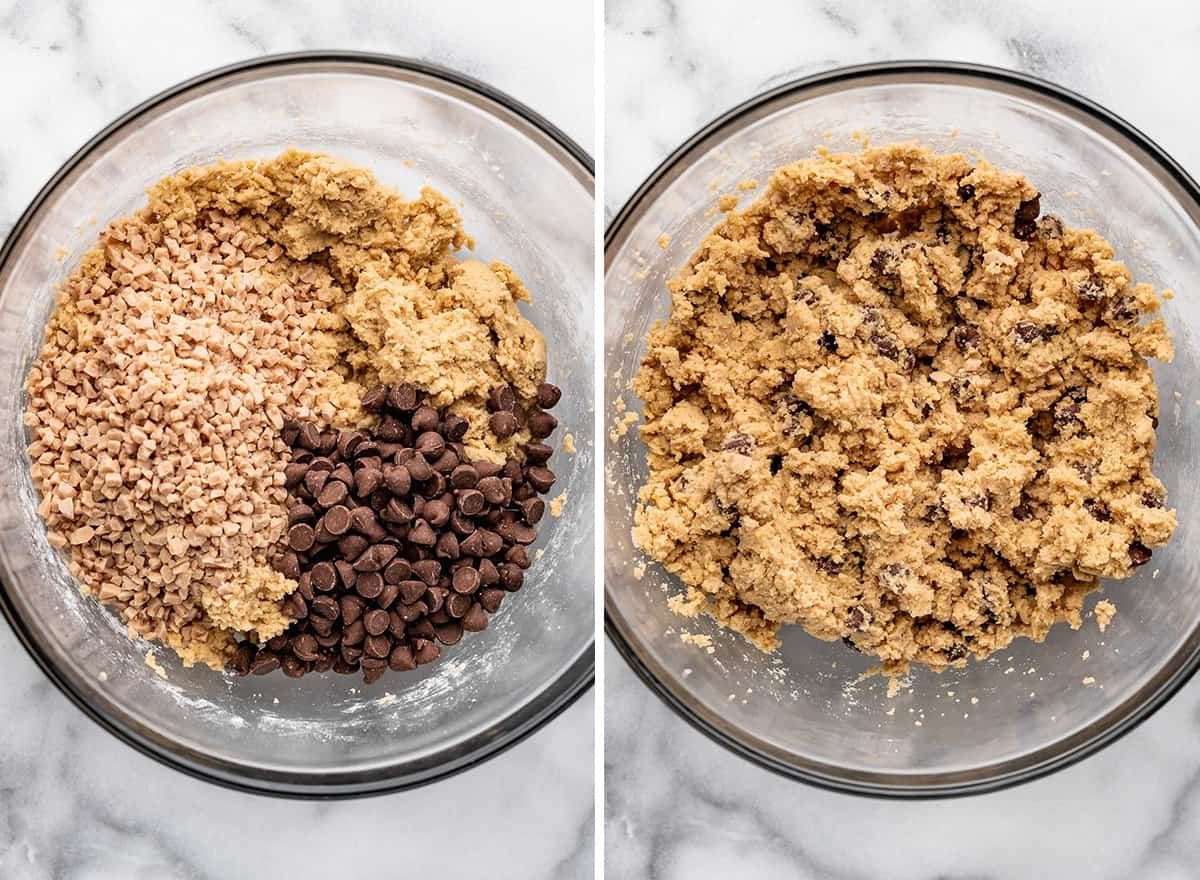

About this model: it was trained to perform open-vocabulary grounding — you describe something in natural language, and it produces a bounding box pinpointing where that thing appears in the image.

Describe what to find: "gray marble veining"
[0,1,594,878]
[605,1,1200,878]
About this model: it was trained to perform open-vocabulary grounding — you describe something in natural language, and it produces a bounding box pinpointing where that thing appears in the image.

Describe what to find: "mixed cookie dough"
[25,150,562,679]
[634,144,1176,673]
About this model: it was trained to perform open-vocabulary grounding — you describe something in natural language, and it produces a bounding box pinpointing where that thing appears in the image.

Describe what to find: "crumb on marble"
[145,651,167,680]
[549,491,568,518]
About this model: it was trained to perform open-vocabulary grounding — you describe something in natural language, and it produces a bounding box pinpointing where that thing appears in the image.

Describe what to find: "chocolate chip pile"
[227,381,560,684]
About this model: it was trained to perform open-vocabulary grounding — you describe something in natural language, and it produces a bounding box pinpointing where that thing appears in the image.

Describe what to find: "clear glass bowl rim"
[604,59,1200,799]
[0,50,595,800]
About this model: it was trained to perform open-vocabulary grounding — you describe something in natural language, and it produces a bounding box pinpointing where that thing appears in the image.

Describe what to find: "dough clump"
[635,144,1175,672]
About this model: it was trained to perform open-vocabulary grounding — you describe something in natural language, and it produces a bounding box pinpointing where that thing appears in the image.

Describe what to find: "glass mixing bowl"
[0,52,594,797]
[605,62,1200,796]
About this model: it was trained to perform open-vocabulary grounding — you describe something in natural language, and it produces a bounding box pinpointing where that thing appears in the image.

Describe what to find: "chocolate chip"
[375,498,409,527]
[452,566,480,594]
[490,411,518,437]
[511,402,528,430]
[251,651,281,675]
[414,640,442,665]
[409,519,436,546]
[361,609,390,637]
[435,531,460,560]
[228,642,255,676]
[528,411,558,439]
[435,621,464,646]
[1012,321,1041,345]
[292,634,319,662]
[321,505,351,537]
[388,644,416,671]
[282,591,307,619]
[519,497,545,525]
[1014,195,1041,239]
[424,499,450,527]
[431,449,459,474]
[414,431,445,459]
[408,405,437,433]
[287,504,315,528]
[870,332,901,360]
[846,605,871,631]
[524,443,553,465]
[1038,214,1065,240]
[409,559,438,586]
[297,422,323,451]
[353,544,397,572]
[387,383,419,412]
[957,183,975,202]
[721,433,753,454]
[953,325,980,352]
[447,592,472,618]
[355,571,384,600]
[288,522,315,552]
[1105,294,1139,325]
[478,558,500,586]
[506,545,532,569]
[311,561,337,591]
[488,385,516,412]
[536,382,562,409]
[525,466,556,494]
[870,247,898,276]
[1086,500,1112,522]
[361,386,388,411]
[1013,501,1034,522]
[405,453,433,482]
[340,594,365,625]
[1076,273,1107,304]
[442,413,470,442]
[354,465,383,498]
[499,563,524,591]
[458,603,486,632]
[376,415,406,442]
[1129,542,1152,566]
[377,581,400,610]
[390,580,423,607]
[378,559,408,586]
[816,557,842,575]
[1143,491,1165,509]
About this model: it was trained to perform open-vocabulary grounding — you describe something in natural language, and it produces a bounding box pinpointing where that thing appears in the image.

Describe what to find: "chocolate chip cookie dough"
[633,144,1176,673]
[26,150,551,670]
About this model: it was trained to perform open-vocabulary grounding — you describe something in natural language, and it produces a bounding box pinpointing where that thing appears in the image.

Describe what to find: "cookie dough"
[634,144,1176,673]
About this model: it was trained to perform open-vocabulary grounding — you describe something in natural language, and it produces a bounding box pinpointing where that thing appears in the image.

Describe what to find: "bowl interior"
[0,58,594,794]
[605,68,1200,791]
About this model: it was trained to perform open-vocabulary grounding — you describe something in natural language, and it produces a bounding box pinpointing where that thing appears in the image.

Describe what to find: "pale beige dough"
[635,144,1176,673]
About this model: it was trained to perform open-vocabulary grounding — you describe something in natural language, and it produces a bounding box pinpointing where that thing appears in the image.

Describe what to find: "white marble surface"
[0,2,593,878]
[605,1,1200,878]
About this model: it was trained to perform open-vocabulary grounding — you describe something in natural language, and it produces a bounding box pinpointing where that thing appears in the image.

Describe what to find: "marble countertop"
[604,1,1200,878]
[0,2,593,878]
